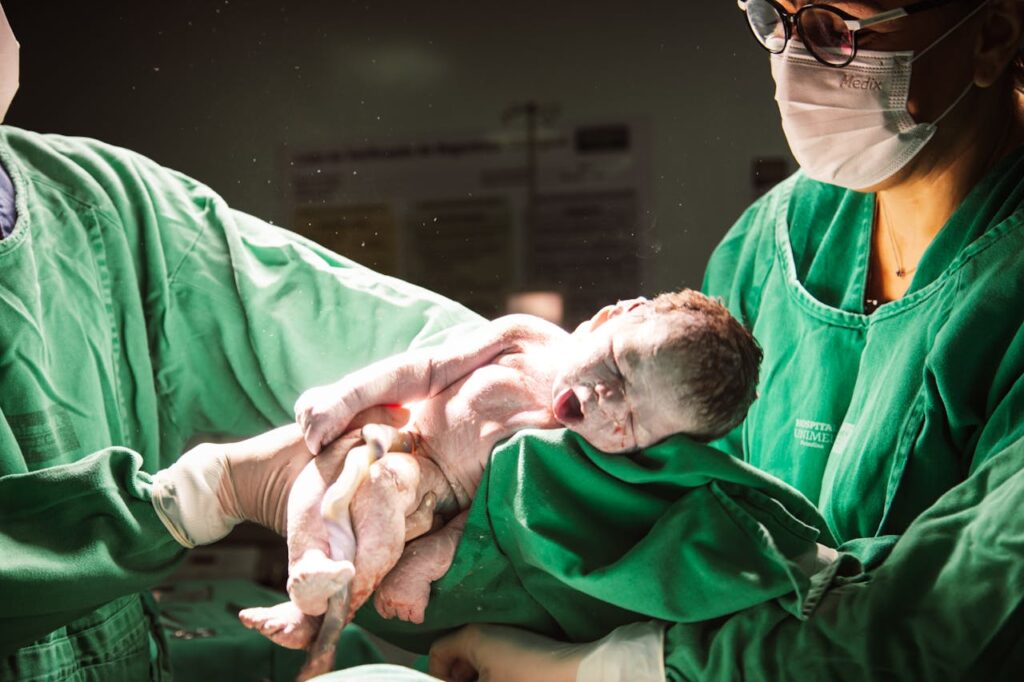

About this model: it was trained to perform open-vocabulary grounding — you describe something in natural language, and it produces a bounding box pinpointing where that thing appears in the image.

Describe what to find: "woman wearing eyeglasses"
[414,1,1024,680]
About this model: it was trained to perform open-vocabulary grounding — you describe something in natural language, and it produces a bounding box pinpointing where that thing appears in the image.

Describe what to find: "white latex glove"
[427,621,665,682]
[151,406,408,547]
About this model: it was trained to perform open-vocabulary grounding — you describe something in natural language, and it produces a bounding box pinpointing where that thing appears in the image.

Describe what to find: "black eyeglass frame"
[736,0,965,68]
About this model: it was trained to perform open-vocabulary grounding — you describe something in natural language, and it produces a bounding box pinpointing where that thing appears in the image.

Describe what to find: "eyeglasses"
[737,0,964,67]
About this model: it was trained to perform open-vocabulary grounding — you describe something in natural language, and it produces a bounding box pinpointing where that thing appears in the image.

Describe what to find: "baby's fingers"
[294,385,351,454]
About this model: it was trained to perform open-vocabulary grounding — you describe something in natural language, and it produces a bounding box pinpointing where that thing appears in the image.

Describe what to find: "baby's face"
[551,300,698,452]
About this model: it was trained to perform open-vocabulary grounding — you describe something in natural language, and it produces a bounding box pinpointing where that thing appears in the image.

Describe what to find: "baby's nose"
[575,385,595,405]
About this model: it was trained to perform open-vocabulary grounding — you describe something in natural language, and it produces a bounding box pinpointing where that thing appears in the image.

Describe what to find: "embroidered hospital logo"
[793,419,834,449]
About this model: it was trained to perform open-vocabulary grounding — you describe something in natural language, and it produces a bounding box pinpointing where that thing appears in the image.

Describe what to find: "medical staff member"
[425,0,1024,679]
[0,5,481,679]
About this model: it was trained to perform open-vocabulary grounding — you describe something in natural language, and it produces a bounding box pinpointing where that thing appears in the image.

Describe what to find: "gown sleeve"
[0,449,182,656]
[661,369,1024,680]
[101,144,483,445]
[0,130,481,656]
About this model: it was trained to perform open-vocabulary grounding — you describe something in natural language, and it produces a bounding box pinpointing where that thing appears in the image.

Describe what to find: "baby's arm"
[296,315,548,453]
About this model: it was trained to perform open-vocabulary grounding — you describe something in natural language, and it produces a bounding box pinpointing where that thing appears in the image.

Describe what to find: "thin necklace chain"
[876,94,1017,280]
[879,198,916,279]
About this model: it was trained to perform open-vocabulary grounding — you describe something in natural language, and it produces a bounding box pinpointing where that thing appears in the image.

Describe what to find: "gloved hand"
[427,621,666,682]
[151,405,409,547]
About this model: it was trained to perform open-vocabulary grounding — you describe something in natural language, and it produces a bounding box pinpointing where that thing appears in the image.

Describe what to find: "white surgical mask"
[770,0,989,190]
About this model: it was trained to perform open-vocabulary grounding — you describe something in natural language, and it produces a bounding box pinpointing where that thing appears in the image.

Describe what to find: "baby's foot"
[238,601,321,650]
[288,549,356,616]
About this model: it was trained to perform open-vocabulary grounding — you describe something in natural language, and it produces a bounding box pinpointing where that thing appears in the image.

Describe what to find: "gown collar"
[776,145,1024,324]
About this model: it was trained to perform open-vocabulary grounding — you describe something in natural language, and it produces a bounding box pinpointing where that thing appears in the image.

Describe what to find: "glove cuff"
[576,620,666,682]
[151,444,240,548]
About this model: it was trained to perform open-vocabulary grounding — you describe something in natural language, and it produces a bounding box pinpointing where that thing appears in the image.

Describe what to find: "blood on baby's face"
[551,301,699,453]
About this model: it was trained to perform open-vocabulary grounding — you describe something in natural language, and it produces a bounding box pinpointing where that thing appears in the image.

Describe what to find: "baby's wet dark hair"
[646,289,762,441]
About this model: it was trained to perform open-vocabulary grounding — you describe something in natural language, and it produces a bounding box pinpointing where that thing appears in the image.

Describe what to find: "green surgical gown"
[0,127,482,675]
[659,151,1024,679]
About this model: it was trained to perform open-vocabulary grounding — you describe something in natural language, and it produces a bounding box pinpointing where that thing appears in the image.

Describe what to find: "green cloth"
[0,127,480,673]
[356,429,833,652]
[661,150,1024,679]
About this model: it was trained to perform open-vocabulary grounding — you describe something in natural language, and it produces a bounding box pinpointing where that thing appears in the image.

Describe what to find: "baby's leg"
[239,446,353,649]
[375,509,468,624]
[286,455,356,615]
[345,452,449,617]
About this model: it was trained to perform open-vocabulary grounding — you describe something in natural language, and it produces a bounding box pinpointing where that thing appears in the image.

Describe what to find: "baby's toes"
[238,605,278,632]
[239,604,293,632]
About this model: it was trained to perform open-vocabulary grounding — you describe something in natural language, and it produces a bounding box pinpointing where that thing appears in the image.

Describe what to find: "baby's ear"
[586,304,618,330]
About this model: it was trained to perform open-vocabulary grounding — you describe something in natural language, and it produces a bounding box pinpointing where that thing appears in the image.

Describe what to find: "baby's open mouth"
[553,387,584,424]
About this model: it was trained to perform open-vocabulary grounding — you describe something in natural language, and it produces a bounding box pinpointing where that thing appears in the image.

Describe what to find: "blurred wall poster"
[286,121,652,326]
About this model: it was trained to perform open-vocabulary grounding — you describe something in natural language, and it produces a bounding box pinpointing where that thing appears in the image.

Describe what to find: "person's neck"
[879,93,1021,246]
[869,89,1024,303]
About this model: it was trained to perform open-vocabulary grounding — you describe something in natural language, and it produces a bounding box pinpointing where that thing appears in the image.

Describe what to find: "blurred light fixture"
[506,291,564,326]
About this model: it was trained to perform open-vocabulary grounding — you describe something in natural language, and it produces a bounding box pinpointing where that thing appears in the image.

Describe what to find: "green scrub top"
[661,151,1024,679]
[0,127,482,676]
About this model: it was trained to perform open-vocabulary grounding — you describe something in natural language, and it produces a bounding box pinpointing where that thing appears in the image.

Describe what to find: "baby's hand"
[294,382,355,454]
[375,570,432,624]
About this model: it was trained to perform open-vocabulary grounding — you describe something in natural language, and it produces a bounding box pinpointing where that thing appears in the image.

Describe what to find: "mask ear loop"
[911,0,993,64]
[930,79,976,125]
[913,0,993,125]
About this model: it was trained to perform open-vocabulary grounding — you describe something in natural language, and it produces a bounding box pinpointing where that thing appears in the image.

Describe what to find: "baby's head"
[550,289,762,452]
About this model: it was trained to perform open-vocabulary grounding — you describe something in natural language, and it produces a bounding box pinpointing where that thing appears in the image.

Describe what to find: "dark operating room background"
[3,0,792,325]
[0,0,796,645]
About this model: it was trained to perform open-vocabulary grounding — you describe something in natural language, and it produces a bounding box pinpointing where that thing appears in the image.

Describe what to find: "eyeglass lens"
[746,0,787,52]
[798,7,854,64]
[745,0,855,66]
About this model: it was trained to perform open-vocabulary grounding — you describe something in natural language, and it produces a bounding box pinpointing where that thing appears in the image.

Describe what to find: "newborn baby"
[240,289,761,649]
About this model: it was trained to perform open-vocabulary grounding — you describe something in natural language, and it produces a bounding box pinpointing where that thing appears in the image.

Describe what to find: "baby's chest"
[415,352,550,428]
[450,358,547,417]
